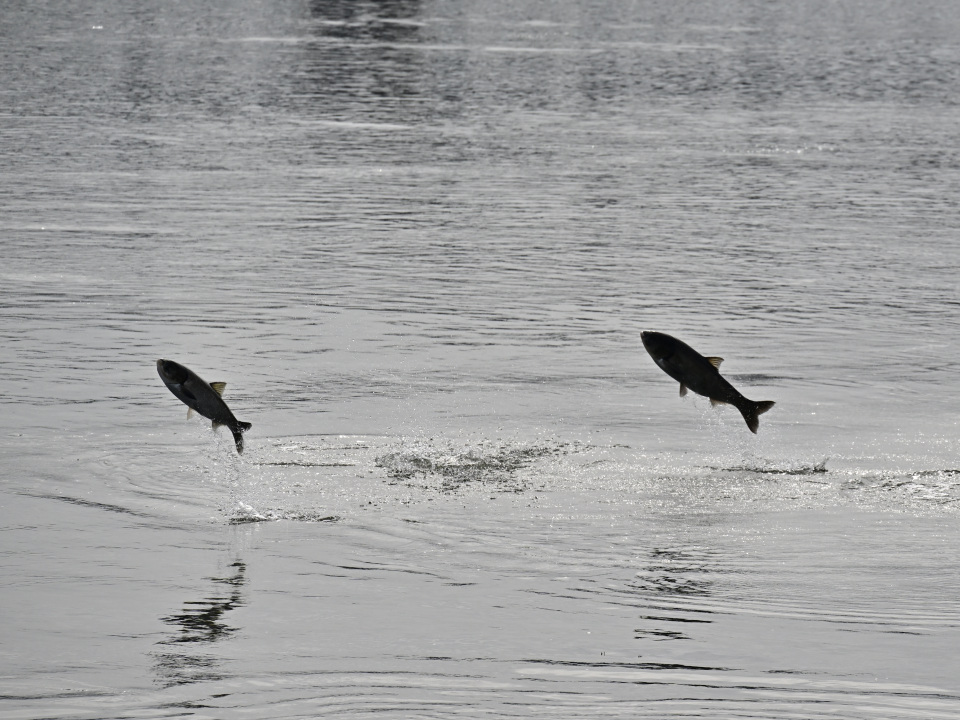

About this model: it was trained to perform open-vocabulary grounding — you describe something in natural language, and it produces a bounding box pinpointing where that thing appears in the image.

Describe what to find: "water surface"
[2,0,959,717]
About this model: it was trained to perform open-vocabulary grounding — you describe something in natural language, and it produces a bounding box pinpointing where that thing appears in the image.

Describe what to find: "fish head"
[641,331,674,361]
[157,359,189,385]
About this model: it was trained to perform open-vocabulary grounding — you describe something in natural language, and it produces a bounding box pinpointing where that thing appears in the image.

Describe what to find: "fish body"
[156,359,252,453]
[641,331,775,433]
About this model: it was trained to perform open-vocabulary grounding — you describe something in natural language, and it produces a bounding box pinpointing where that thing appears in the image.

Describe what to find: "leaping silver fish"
[157,359,252,453]
[641,331,775,433]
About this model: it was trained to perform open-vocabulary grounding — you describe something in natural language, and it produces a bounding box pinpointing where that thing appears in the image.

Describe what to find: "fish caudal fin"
[739,400,776,434]
[231,421,252,454]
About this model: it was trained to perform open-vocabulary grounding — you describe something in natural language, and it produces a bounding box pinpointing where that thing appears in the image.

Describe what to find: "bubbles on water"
[715,458,829,476]
[228,501,341,525]
[374,436,580,493]
[197,433,598,522]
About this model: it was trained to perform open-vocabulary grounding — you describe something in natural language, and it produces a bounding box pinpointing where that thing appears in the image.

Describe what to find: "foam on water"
[145,426,960,527]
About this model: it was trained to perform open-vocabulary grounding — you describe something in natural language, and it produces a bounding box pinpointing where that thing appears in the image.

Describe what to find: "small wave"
[22,492,159,519]
[844,469,960,508]
[228,502,341,524]
[715,459,828,476]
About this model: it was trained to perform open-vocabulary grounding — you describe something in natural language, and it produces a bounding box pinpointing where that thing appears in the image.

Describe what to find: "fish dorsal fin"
[210,382,227,397]
[706,357,724,369]
[679,383,688,397]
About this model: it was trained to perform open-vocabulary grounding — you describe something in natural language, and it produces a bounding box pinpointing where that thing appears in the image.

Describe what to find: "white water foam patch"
[208,434,569,522]
[374,435,587,494]
[212,434,598,523]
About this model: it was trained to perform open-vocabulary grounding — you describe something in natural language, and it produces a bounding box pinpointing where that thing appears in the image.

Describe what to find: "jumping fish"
[156,359,252,453]
[641,331,775,433]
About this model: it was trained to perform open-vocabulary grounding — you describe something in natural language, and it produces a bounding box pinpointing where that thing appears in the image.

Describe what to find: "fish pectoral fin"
[210,382,227,397]
[705,357,724,369]
[679,384,688,397]
[187,407,194,419]
[710,397,730,406]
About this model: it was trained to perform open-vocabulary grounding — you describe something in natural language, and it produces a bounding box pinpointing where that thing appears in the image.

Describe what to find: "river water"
[2,1,960,718]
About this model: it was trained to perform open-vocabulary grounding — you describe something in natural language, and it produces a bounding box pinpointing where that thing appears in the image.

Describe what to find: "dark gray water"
[2,1,959,717]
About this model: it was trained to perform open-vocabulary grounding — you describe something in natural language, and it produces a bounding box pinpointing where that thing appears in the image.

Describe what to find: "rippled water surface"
[2,1,960,717]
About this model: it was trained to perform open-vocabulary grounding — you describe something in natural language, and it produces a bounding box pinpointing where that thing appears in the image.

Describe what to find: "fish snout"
[157,359,188,384]
[641,331,672,359]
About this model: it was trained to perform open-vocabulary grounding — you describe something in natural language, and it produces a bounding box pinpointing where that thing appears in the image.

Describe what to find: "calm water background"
[2,0,960,717]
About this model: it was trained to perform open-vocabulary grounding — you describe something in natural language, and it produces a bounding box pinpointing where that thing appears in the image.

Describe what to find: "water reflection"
[630,547,715,597]
[152,560,246,688]
[628,547,715,644]
[290,0,429,130]
[309,0,423,43]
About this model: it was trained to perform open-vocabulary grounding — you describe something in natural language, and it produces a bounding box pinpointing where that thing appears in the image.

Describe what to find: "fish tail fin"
[740,400,775,434]
[232,421,252,454]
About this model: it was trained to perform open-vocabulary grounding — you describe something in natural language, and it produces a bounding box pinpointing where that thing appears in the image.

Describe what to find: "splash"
[228,501,341,524]
[375,438,576,493]
[717,459,829,476]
